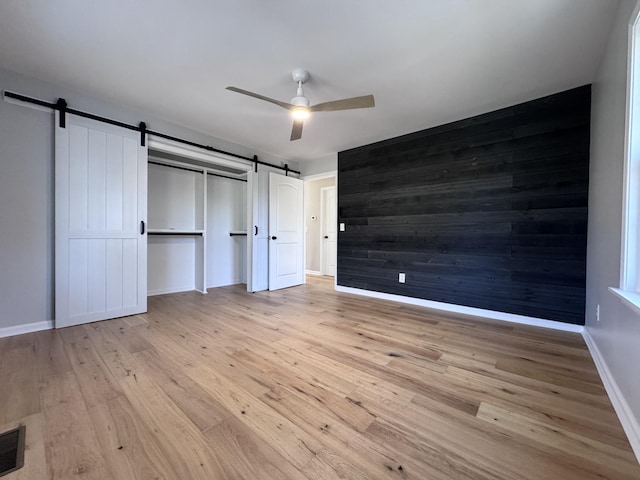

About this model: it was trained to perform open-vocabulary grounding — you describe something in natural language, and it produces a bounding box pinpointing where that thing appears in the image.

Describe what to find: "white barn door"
[55,112,147,328]
[269,173,304,290]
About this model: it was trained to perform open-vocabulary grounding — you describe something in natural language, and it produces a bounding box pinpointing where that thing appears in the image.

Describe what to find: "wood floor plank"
[440,364,630,449]
[234,348,377,433]
[43,400,113,479]
[0,413,49,480]
[88,396,179,480]
[260,386,431,479]
[34,330,73,381]
[134,348,231,433]
[184,362,321,470]
[3,275,638,479]
[204,416,310,480]
[61,329,123,408]
[356,388,612,480]
[476,402,640,479]
[94,335,244,480]
[0,345,40,423]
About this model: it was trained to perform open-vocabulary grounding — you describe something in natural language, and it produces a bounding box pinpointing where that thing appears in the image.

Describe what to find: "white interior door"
[269,173,304,290]
[249,168,270,292]
[321,186,337,276]
[55,112,147,328]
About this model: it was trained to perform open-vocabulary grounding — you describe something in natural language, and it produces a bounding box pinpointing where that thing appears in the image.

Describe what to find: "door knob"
[324,236,329,239]
[271,236,277,240]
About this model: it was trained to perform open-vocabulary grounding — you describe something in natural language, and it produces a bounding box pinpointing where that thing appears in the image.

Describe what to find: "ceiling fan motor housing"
[291,69,310,84]
[291,94,310,107]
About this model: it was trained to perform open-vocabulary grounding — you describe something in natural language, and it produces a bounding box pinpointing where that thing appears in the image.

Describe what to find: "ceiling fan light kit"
[226,68,375,141]
[291,107,310,120]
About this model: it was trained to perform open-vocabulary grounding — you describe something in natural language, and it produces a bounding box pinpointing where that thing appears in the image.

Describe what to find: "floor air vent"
[0,425,25,477]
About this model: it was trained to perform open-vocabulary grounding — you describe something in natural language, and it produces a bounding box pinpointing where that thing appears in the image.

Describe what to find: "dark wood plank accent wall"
[337,86,590,325]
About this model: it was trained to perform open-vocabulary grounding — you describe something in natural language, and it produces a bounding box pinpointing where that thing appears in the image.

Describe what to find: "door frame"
[303,171,337,283]
[268,172,305,291]
[146,138,256,291]
[320,185,337,277]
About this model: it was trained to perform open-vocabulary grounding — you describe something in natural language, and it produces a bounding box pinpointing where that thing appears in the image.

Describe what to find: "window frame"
[611,0,640,314]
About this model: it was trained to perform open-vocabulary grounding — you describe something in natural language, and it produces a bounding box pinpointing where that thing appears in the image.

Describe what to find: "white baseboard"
[147,286,196,296]
[306,270,322,276]
[334,285,584,333]
[0,320,53,338]
[583,329,640,463]
[206,280,246,290]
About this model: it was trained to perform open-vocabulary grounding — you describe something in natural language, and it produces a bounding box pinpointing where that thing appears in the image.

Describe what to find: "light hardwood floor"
[1,276,639,479]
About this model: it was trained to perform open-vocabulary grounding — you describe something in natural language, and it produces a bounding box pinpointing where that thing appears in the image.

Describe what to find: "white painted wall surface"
[0,89,53,332]
[301,153,337,177]
[207,176,247,287]
[586,0,640,451]
[148,237,196,295]
[148,163,198,230]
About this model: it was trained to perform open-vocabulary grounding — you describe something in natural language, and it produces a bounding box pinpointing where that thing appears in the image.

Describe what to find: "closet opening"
[147,139,253,295]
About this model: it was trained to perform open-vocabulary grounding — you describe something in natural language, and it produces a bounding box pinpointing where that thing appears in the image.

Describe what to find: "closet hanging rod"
[148,232,203,236]
[3,90,301,175]
[149,160,203,174]
[207,172,247,183]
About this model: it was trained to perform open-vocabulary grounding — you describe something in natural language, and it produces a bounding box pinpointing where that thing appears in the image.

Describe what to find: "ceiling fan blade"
[310,94,375,112]
[225,86,293,110]
[290,119,304,141]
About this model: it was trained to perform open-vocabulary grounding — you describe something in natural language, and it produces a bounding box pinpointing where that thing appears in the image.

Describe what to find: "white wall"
[586,0,640,451]
[0,86,54,331]
[301,153,337,177]
[148,163,199,230]
[207,176,247,287]
[0,67,295,332]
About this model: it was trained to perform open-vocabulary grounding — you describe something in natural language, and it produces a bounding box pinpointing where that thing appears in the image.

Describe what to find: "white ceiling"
[0,0,619,162]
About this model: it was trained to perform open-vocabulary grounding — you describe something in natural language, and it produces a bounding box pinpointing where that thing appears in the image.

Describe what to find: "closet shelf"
[148,229,204,236]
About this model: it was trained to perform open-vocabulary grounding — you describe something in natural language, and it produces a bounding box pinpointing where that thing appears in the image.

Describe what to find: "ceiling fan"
[226,69,375,141]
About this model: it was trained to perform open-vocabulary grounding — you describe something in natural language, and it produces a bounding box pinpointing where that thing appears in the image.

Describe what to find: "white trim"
[306,269,322,275]
[301,170,337,181]
[610,287,640,315]
[620,2,640,290]
[583,329,640,463]
[334,285,584,333]
[147,138,253,173]
[0,320,53,338]
[320,185,337,276]
[207,280,245,288]
[147,286,204,296]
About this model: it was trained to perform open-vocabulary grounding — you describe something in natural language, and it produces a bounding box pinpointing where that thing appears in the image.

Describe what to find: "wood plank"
[0,413,49,480]
[204,416,309,480]
[0,345,40,423]
[134,348,230,432]
[337,85,590,325]
[2,275,638,479]
[476,402,640,479]
[88,396,178,480]
[43,399,113,479]
[60,328,123,408]
[94,333,244,480]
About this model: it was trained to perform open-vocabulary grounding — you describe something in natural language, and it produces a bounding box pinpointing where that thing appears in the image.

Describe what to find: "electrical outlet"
[596,304,600,322]
[399,273,406,283]
[339,223,345,232]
